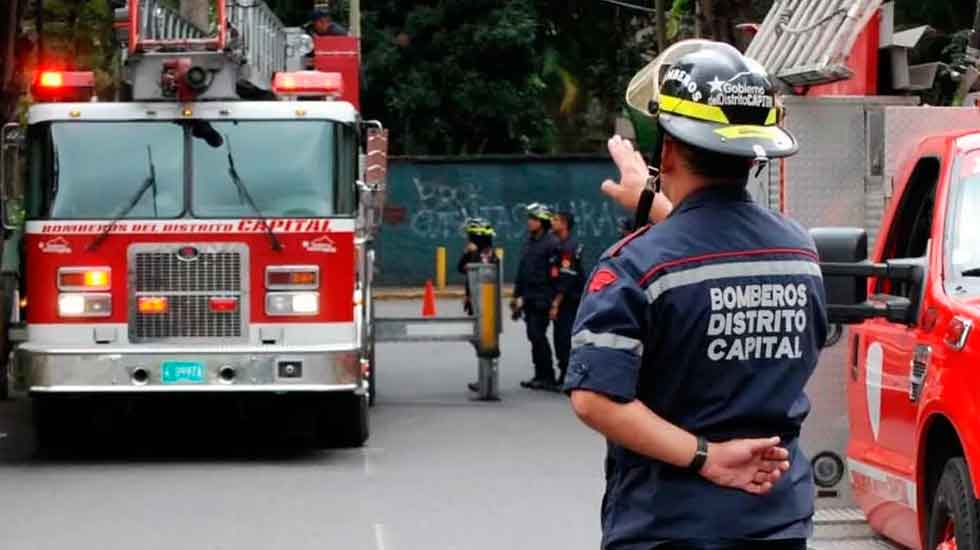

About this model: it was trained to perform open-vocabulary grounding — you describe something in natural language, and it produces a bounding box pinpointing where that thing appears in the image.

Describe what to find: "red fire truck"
[0,0,386,448]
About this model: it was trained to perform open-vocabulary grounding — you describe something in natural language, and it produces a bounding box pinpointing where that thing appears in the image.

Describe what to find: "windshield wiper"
[225,136,282,251]
[961,268,980,277]
[89,146,157,251]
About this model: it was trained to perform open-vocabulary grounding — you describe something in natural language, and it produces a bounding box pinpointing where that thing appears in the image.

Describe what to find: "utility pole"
[180,0,210,32]
[655,0,666,52]
[350,0,360,38]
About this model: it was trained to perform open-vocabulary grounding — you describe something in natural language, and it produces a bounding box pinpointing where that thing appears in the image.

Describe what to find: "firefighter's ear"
[660,137,679,175]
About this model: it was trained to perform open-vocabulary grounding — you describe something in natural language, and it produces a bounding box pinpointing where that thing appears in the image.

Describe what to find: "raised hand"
[600,135,673,223]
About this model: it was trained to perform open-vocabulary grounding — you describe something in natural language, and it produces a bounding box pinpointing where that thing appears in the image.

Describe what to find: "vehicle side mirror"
[812,227,868,307]
[811,227,924,326]
[1,123,26,230]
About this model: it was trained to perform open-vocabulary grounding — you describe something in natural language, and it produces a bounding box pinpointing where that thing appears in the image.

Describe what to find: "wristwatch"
[687,435,709,473]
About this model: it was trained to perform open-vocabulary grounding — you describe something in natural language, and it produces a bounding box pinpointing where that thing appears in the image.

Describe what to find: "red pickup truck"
[815,130,980,550]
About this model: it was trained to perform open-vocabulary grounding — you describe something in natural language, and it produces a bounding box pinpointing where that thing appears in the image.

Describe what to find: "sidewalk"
[373,284,515,301]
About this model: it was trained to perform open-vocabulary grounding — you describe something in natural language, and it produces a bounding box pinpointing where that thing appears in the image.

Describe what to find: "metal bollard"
[467,262,501,401]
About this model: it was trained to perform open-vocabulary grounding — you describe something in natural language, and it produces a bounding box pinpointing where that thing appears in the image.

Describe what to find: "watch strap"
[687,436,708,473]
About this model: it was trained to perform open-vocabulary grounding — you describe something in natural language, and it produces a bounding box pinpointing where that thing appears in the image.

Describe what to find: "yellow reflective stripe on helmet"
[713,125,784,142]
[660,94,729,124]
[765,108,778,126]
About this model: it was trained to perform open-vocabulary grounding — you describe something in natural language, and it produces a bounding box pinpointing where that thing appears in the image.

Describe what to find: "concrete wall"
[377,156,625,286]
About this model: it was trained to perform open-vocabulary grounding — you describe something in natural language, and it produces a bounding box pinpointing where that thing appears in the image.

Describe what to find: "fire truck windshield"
[33,119,354,220]
[949,169,980,287]
[191,120,341,218]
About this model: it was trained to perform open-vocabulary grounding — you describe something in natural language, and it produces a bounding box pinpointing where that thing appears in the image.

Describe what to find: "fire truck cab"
[815,131,980,549]
[0,0,383,448]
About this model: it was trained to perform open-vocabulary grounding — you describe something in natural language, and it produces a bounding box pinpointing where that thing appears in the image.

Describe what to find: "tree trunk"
[180,0,210,32]
[698,0,755,45]
[0,0,22,122]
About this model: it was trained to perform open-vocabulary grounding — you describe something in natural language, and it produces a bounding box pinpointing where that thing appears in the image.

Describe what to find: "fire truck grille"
[129,244,249,341]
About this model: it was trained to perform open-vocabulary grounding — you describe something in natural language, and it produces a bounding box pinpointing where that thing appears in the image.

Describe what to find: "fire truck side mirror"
[0,123,26,230]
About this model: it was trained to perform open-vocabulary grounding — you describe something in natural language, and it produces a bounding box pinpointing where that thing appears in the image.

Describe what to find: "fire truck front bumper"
[14,344,366,394]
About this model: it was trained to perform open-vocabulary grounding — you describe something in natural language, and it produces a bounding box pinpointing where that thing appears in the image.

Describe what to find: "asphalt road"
[0,298,890,550]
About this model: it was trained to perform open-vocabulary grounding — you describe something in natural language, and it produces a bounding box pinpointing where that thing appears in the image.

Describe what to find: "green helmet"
[463,217,496,237]
[526,203,554,222]
[625,40,797,159]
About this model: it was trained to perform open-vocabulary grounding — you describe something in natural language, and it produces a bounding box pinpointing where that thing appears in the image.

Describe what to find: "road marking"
[374,522,388,550]
[362,447,383,478]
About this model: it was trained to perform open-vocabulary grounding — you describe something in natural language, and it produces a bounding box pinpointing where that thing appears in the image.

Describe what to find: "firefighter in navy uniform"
[549,211,585,388]
[564,42,827,550]
[513,203,561,391]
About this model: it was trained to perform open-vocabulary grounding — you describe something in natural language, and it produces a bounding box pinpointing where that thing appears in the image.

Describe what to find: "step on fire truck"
[0,0,387,448]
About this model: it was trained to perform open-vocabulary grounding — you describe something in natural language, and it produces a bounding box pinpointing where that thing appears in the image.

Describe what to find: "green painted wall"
[377,156,626,286]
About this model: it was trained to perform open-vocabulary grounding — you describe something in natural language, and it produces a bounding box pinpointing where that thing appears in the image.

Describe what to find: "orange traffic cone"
[422,279,437,317]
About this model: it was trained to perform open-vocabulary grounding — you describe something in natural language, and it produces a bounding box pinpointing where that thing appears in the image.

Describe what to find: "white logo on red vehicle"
[302,235,337,254]
[39,237,72,254]
[866,342,884,440]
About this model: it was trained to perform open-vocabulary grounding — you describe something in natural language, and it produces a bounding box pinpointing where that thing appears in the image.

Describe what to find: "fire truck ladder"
[119,0,290,100]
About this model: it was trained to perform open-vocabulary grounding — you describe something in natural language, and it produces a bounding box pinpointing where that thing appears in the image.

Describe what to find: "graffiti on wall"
[408,176,622,242]
[378,157,623,285]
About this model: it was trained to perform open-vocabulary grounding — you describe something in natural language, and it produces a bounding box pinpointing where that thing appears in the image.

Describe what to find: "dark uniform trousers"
[554,298,578,384]
[524,304,554,383]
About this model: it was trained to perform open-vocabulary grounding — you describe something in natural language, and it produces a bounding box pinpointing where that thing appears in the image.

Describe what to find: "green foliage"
[894,0,976,33]
[361,0,556,155]
[22,0,117,100]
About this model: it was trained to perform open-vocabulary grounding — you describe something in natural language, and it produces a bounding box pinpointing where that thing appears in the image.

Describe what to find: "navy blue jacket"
[564,185,827,547]
[554,236,586,304]
[515,231,560,310]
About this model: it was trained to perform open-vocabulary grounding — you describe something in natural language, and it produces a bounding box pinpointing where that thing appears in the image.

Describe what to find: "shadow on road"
[0,393,361,465]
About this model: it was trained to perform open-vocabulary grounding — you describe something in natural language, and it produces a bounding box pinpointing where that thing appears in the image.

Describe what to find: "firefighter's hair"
[557,211,575,231]
[672,138,752,181]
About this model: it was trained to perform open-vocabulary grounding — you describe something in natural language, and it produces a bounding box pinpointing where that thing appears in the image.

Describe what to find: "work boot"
[467,382,480,393]
[520,378,540,389]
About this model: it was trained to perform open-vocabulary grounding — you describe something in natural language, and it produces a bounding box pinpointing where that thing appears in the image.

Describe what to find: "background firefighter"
[549,211,585,388]
[512,203,560,391]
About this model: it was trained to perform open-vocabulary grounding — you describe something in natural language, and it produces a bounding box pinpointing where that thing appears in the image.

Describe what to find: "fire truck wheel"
[314,393,369,449]
[0,274,14,401]
[927,457,980,550]
[31,397,75,452]
[367,344,377,407]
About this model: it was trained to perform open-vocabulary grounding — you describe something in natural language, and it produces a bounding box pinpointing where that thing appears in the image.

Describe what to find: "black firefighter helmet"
[629,40,797,160]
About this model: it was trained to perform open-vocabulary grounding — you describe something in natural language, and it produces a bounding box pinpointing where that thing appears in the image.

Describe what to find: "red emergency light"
[272,71,344,98]
[32,71,96,102]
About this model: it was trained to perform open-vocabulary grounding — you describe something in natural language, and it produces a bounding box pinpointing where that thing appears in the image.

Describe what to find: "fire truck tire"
[31,397,75,452]
[314,393,369,449]
[927,457,980,550]
[0,274,14,401]
[367,343,377,407]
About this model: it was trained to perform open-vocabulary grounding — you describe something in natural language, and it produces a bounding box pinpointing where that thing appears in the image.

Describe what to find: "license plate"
[161,361,206,384]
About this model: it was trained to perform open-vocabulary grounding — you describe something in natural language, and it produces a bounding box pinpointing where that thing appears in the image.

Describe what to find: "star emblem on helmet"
[708,76,725,94]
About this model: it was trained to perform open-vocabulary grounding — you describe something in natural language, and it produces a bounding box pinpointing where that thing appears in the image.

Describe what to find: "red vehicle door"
[850,155,944,549]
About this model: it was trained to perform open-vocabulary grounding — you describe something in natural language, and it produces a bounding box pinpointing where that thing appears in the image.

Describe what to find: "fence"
[376,156,624,286]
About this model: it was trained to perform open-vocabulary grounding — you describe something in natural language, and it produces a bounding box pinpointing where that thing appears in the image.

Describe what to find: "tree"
[1,0,25,122]
[361,0,553,156]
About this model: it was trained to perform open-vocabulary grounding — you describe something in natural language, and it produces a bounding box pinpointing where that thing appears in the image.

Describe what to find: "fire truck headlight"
[266,292,319,316]
[58,293,111,317]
